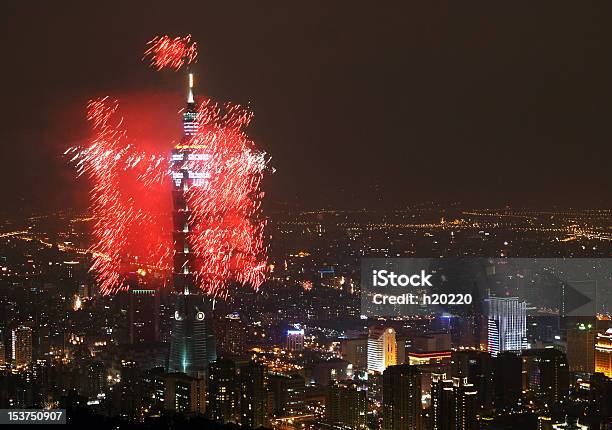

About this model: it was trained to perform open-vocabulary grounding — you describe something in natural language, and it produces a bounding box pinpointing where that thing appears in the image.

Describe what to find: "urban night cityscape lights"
[1,5,612,430]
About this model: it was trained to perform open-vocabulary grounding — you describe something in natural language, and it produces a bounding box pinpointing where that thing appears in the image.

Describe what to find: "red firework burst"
[182,99,267,296]
[68,35,268,296]
[66,97,173,294]
[143,34,198,71]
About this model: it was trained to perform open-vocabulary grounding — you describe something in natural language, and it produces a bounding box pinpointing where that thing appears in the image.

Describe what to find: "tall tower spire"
[187,71,195,105]
[168,64,217,376]
[182,70,198,138]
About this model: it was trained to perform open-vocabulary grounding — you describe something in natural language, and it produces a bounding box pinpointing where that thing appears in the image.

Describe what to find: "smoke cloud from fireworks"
[68,35,268,296]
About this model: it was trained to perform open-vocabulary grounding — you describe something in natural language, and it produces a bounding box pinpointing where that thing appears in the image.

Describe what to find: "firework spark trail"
[67,98,173,294]
[143,34,198,71]
[69,35,268,296]
[184,100,268,296]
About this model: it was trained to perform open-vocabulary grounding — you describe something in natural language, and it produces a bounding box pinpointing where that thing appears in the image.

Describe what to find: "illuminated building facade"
[595,328,612,378]
[217,313,247,356]
[147,371,207,414]
[566,323,596,373]
[486,296,527,357]
[286,329,305,351]
[207,359,239,423]
[408,351,451,366]
[167,71,217,375]
[451,350,494,416]
[368,327,397,373]
[430,374,478,430]
[430,374,452,430]
[11,325,32,368]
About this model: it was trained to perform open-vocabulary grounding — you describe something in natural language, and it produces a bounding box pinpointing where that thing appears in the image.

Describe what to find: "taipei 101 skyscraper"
[167,70,217,375]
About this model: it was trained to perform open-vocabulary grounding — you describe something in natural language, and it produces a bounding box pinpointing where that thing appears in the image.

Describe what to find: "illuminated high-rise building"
[430,373,452,430]
[368,327,397,373]
[486,296,527,357]
[11,326,32,368]
[595,328,612,378]
[167,70,217,375]
[451,351,493,416]
[207,359,239,423]
[566,323,596,373]
[430,374,478,430]
[450,377,478,430]
[217,313,247,357]
[286,329,305,351]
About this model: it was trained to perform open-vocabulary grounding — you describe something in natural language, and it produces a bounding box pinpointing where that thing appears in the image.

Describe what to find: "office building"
[11,325,32,367]
[207,359,238,423]
[430,373,453,430]
[566,323,596,373]
[327,381,367,429]
[167,70,217,375]
[382,364,422,430]
[286,329,305,351]
[368,327,397,373]
[430,374,477,430]
[451,350,494,416]
[522,348,569,404]
[217,313,247,357]
[87,361,106,399]
[144,370,207,415]
[240,361,267,428]
[269,373,305,416]
[129,287,160,344]
[486,296,527,356]
[340,336,368,369]
[595,328,612,378]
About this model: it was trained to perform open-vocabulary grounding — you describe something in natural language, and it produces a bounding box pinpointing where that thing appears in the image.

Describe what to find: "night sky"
[1,1,611,214]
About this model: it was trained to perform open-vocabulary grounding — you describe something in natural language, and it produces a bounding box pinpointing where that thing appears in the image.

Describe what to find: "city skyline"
[1,204,612,428]
[1,2,612,429]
